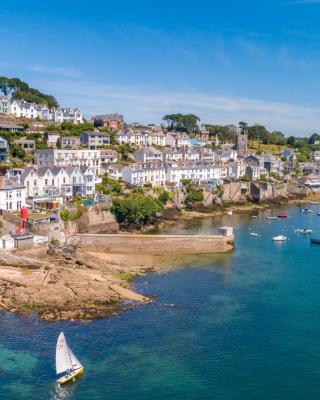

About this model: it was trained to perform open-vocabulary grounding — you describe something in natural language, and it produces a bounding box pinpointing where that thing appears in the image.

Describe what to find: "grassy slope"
[248,140,286,155]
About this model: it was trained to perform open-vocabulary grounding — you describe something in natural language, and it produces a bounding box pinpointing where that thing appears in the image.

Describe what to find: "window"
[45,179,48,185]
[6,191,12,199]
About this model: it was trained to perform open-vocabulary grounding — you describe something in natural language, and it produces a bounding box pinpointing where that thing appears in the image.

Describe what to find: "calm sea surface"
[1,205,320,400]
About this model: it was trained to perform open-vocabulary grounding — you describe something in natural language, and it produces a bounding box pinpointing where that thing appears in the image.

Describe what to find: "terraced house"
[122,163,166,187]
[116,129,166,146]
[35,149,101,175]
[20,166,96,199]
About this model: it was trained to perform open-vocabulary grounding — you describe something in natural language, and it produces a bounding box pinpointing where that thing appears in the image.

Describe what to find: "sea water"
[1,205,320,400]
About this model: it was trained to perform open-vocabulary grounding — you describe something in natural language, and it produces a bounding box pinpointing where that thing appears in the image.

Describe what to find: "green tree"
[287,136,296,146]
[162,113,200,133]
[11,144,26,160]
[0,77,13,96]
[111,194,163,224]
[308,133,320,145]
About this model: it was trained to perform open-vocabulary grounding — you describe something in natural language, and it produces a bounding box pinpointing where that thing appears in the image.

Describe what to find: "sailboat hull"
[57,367,84,385]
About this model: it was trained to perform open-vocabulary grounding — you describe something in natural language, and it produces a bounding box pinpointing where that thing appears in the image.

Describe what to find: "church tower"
[236,123,248,156]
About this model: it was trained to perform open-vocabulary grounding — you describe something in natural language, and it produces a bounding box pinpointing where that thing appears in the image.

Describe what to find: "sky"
[2,0,320,135]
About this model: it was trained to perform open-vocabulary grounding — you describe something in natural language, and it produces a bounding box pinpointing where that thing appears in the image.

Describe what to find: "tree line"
[0,76,58,108]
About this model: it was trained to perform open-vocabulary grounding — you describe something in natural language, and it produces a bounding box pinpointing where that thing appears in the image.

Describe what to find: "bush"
[60,206,84,223]
[185,190,204,203]
[180,178,192,186]
[50,238,60,247]
[111,193,163,223]
[158,191,170,204]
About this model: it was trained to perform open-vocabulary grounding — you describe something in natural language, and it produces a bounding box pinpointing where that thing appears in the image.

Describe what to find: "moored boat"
[277,214,287,219]
[272,235,287,241]
[311,237,320,245]
[56,332,84,385]
[267,216,278,220]
[250,232,260,237]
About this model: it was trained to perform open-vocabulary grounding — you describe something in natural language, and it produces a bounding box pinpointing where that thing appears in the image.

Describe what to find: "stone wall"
[66,233,234,254]
[222,182,248,202]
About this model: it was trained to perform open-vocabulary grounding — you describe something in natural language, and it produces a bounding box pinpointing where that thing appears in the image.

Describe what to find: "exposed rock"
[0,252,43,269]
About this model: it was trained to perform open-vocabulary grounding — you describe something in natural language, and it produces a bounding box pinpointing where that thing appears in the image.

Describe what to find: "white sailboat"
[56,332,84,385]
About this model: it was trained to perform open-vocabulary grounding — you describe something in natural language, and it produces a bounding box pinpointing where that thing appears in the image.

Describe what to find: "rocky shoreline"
[0,244,157,321]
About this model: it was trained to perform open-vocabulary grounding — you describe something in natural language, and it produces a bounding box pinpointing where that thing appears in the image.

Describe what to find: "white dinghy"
[56,332,84,385]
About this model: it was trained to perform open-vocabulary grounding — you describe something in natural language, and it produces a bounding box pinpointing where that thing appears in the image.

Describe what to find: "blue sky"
[2,0,320,135]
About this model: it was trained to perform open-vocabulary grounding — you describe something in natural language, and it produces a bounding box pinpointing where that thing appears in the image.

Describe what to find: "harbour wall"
[66,233,234,255]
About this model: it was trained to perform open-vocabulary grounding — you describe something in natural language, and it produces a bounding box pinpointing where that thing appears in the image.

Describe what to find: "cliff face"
[63,206,119,234]
[77,206,119,233]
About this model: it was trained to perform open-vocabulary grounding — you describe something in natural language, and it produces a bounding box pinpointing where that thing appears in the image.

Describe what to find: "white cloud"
[29,65,81,78]
[42,79,320,136]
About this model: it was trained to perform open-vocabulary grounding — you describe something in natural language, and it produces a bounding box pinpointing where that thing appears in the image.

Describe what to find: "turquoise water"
[1,205,320,399]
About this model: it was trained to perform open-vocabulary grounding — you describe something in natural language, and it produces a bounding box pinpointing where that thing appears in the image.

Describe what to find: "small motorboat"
[277,214,287,219]
[301,208,312,213]
[318,213,320,216]
[56,332,84,385]
[272,235,287,241]
[311,237,320,245]
[250,232,260,237]
[227,211,233,216]
[295,228,312,234]
[267,216,278,220]
[251,215,258,219]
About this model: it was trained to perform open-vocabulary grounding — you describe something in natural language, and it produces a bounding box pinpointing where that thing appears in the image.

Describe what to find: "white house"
[133,147,163,163]
[313,151,320,162]
[166,163,223,185]
[52,108,83,124]
[122,163,166,187]
[161,148,184,162]
[219,149,238,163]
[0,96,11,114]
[229,162,246,179]
[106,164,124,180]
[45,132,61,147]
[100,149,118,164]
[0,175,25,211]
[11,100,39,119]
[165,132,191,148]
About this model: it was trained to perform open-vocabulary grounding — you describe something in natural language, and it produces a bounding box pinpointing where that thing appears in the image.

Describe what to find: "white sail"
[56,332,73,375]
[68,347,82,370]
